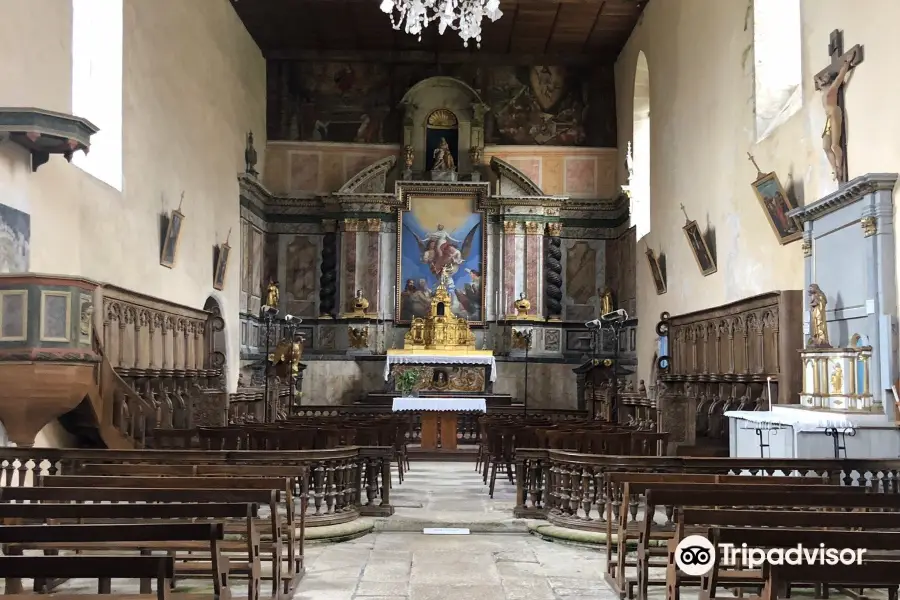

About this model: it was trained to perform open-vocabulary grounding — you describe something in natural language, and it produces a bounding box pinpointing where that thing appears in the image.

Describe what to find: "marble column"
[364,218,382,313]
[502,220,518,316]
[524,221,543,315]
[341,218,360,314]
[544,222,563,320]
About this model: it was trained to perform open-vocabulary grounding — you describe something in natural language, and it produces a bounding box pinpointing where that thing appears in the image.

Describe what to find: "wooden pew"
[603,472,830,598]
[0,524,228,599]
[39,475,300,599]
[762,562,900,600]
[0,487,273,599]
[638,487,900,600]
[708,528,900,600]
[0,555,183,600]
[0,502,259,599]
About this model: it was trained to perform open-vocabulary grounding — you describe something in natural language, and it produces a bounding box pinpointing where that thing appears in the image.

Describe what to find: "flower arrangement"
[396,368,422,397]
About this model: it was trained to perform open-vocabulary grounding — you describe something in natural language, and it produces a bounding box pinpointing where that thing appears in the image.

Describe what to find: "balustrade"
[514,449,900,531]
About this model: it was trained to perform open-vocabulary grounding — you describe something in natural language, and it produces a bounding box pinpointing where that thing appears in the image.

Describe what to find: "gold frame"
[213,242,230,291]
[395,181,489,326]
[39,290,72,342]
[645,247,667,295]
[682,220,717,276]
[0,290,28,342]
[160,209,185,268]
[751,171,802,245]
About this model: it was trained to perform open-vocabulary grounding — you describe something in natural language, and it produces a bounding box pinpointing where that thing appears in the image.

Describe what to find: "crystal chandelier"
[379,0,503,48]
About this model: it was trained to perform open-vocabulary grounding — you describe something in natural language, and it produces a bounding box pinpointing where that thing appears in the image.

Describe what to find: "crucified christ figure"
[815,49,857,182]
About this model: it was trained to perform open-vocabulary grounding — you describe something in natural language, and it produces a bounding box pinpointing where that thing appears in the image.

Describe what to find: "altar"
[392,397,487,450]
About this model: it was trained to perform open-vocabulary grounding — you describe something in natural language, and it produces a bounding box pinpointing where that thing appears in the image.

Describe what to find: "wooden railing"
[0,446,394,526]
[513,449,900,529]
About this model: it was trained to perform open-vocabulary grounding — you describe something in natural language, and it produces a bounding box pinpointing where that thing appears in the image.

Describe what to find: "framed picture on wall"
[682,220,717,276]
[213,241,230,291]
[160,209,185,268]
[751,171,802,244]
[645,247,666,295]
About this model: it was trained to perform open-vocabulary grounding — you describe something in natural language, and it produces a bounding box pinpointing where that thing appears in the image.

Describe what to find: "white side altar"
[391,397,486,451]
[725,406,899,459]
[392,397,487,412]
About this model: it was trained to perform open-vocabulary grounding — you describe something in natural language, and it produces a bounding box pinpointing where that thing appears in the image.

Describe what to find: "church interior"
[2,0,900,597]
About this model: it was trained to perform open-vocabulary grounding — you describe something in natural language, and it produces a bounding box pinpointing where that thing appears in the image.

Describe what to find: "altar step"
[407,445,478,462]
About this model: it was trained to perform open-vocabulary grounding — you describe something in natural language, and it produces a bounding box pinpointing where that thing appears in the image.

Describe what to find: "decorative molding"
[801,238,812,257]
[546,222,562,237]
[788,173,898,223]
[861,216,877,237]
[336,155,397,195]
[524,221,543,235]
[490,156,545,196]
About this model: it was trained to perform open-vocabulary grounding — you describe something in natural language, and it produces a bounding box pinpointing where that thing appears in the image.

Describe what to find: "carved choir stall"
[656,291,803,455]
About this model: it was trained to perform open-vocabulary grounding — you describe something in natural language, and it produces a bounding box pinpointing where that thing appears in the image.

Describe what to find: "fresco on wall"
[484,66,588,146]
[267,61,601,146]
[0,203,30,274]
[397,195,485,324]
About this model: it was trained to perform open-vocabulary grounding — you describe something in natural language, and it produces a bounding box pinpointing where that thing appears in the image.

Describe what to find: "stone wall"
[0,0,266,393]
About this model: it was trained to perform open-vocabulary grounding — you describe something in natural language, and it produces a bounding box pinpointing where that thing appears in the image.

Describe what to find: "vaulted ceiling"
[231,0,648,65]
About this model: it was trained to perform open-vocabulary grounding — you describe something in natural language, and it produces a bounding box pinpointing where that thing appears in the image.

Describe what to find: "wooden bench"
[639,487,900,600]
[39,475,300,599]
[0,487,273,599]
[632,483,869,600]
[0,502,259,599]
[0,524,228,599]
[762,562,900,600]
[603,472,830,598]
[708,528,900,600]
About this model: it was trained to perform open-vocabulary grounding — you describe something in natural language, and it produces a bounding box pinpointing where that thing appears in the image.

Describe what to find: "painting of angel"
[397,194,485,323]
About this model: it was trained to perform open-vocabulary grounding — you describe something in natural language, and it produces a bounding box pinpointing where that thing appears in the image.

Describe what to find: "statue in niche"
[807,283,831,348]
[432,138,456,172]
[830,363,843,393]
[599,287,614,315]
[265,280,280,309]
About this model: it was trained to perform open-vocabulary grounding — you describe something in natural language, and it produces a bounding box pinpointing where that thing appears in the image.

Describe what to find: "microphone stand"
[260,305,278,423]
[522,329,533,417]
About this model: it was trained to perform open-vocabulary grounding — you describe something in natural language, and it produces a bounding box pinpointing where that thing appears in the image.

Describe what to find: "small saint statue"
[265,280,280,309]
[514,292,531,318]
[403,145,414,171]
[808,283,831,347]
[353,289,370,314]
[830,363,843,394]
[439,264,453,289]
[431,138,456,172]
[600,287,614,316]
[244,131,258,178]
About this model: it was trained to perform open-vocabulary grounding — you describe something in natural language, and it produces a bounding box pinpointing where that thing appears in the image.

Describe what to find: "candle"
[766,376,773,410]
[495,291,499,322]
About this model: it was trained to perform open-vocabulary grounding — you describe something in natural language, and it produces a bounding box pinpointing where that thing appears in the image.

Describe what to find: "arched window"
[631,51,651,241]
[72,0,123,191]
[753,0,802,141]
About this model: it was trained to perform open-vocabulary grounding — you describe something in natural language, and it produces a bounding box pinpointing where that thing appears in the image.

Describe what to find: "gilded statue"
[405,318,426,345]
[348,326,369,349]
[403,145,414,171]
[600,287,614,315]
[353,289,370,314]
[808,283,830,347]
[270,338,303,378]
[514,292,531,318]
[265,280,280,308]
[469,146,483,165]
[815,49,857,183]
[830,363,843,394]
[431,138,456,172]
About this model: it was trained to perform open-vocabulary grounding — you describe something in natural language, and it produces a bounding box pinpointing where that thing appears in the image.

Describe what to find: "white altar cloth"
[384,354,497,382]
[392,397,487,412]
[724,406,855,432]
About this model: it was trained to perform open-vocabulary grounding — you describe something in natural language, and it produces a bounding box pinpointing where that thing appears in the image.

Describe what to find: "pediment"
[490,156,544,196]
[337,156,397,194]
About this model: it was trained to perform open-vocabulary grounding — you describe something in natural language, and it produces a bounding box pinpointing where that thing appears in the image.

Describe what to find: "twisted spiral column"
[319,220,338,317]
[544,222,563,319]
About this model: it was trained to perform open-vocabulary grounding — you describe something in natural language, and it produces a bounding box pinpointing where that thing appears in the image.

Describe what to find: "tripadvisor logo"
[674,535,866,577]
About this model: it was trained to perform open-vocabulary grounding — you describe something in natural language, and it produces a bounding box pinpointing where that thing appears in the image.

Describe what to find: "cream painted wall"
[616,0,900,383]
[0,0,265,393]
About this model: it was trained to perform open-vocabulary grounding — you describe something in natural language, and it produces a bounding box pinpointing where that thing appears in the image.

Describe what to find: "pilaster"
[502,220,518,316]
[524,221,543,315]
[364,218,382,314]
[341,218,360,313]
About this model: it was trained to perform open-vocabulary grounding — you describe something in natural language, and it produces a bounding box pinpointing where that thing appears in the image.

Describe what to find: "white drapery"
[392,397,487,412]
[724,407,855,432]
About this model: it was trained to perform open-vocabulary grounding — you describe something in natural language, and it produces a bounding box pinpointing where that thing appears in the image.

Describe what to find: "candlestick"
[495,290,499,323]
[766,376,773,410]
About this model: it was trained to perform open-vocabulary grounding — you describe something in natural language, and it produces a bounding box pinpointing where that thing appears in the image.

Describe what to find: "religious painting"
[645,247,666,295]
[682,221,717,276]
[160,209,184,268]
[0,203,30,273]
[485,65,588,146]
[213,241,230,291]
[751,172,802,244]
[396,184,487,325]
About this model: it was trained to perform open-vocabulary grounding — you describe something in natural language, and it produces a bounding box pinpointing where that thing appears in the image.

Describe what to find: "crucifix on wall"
[814,29,864,185]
